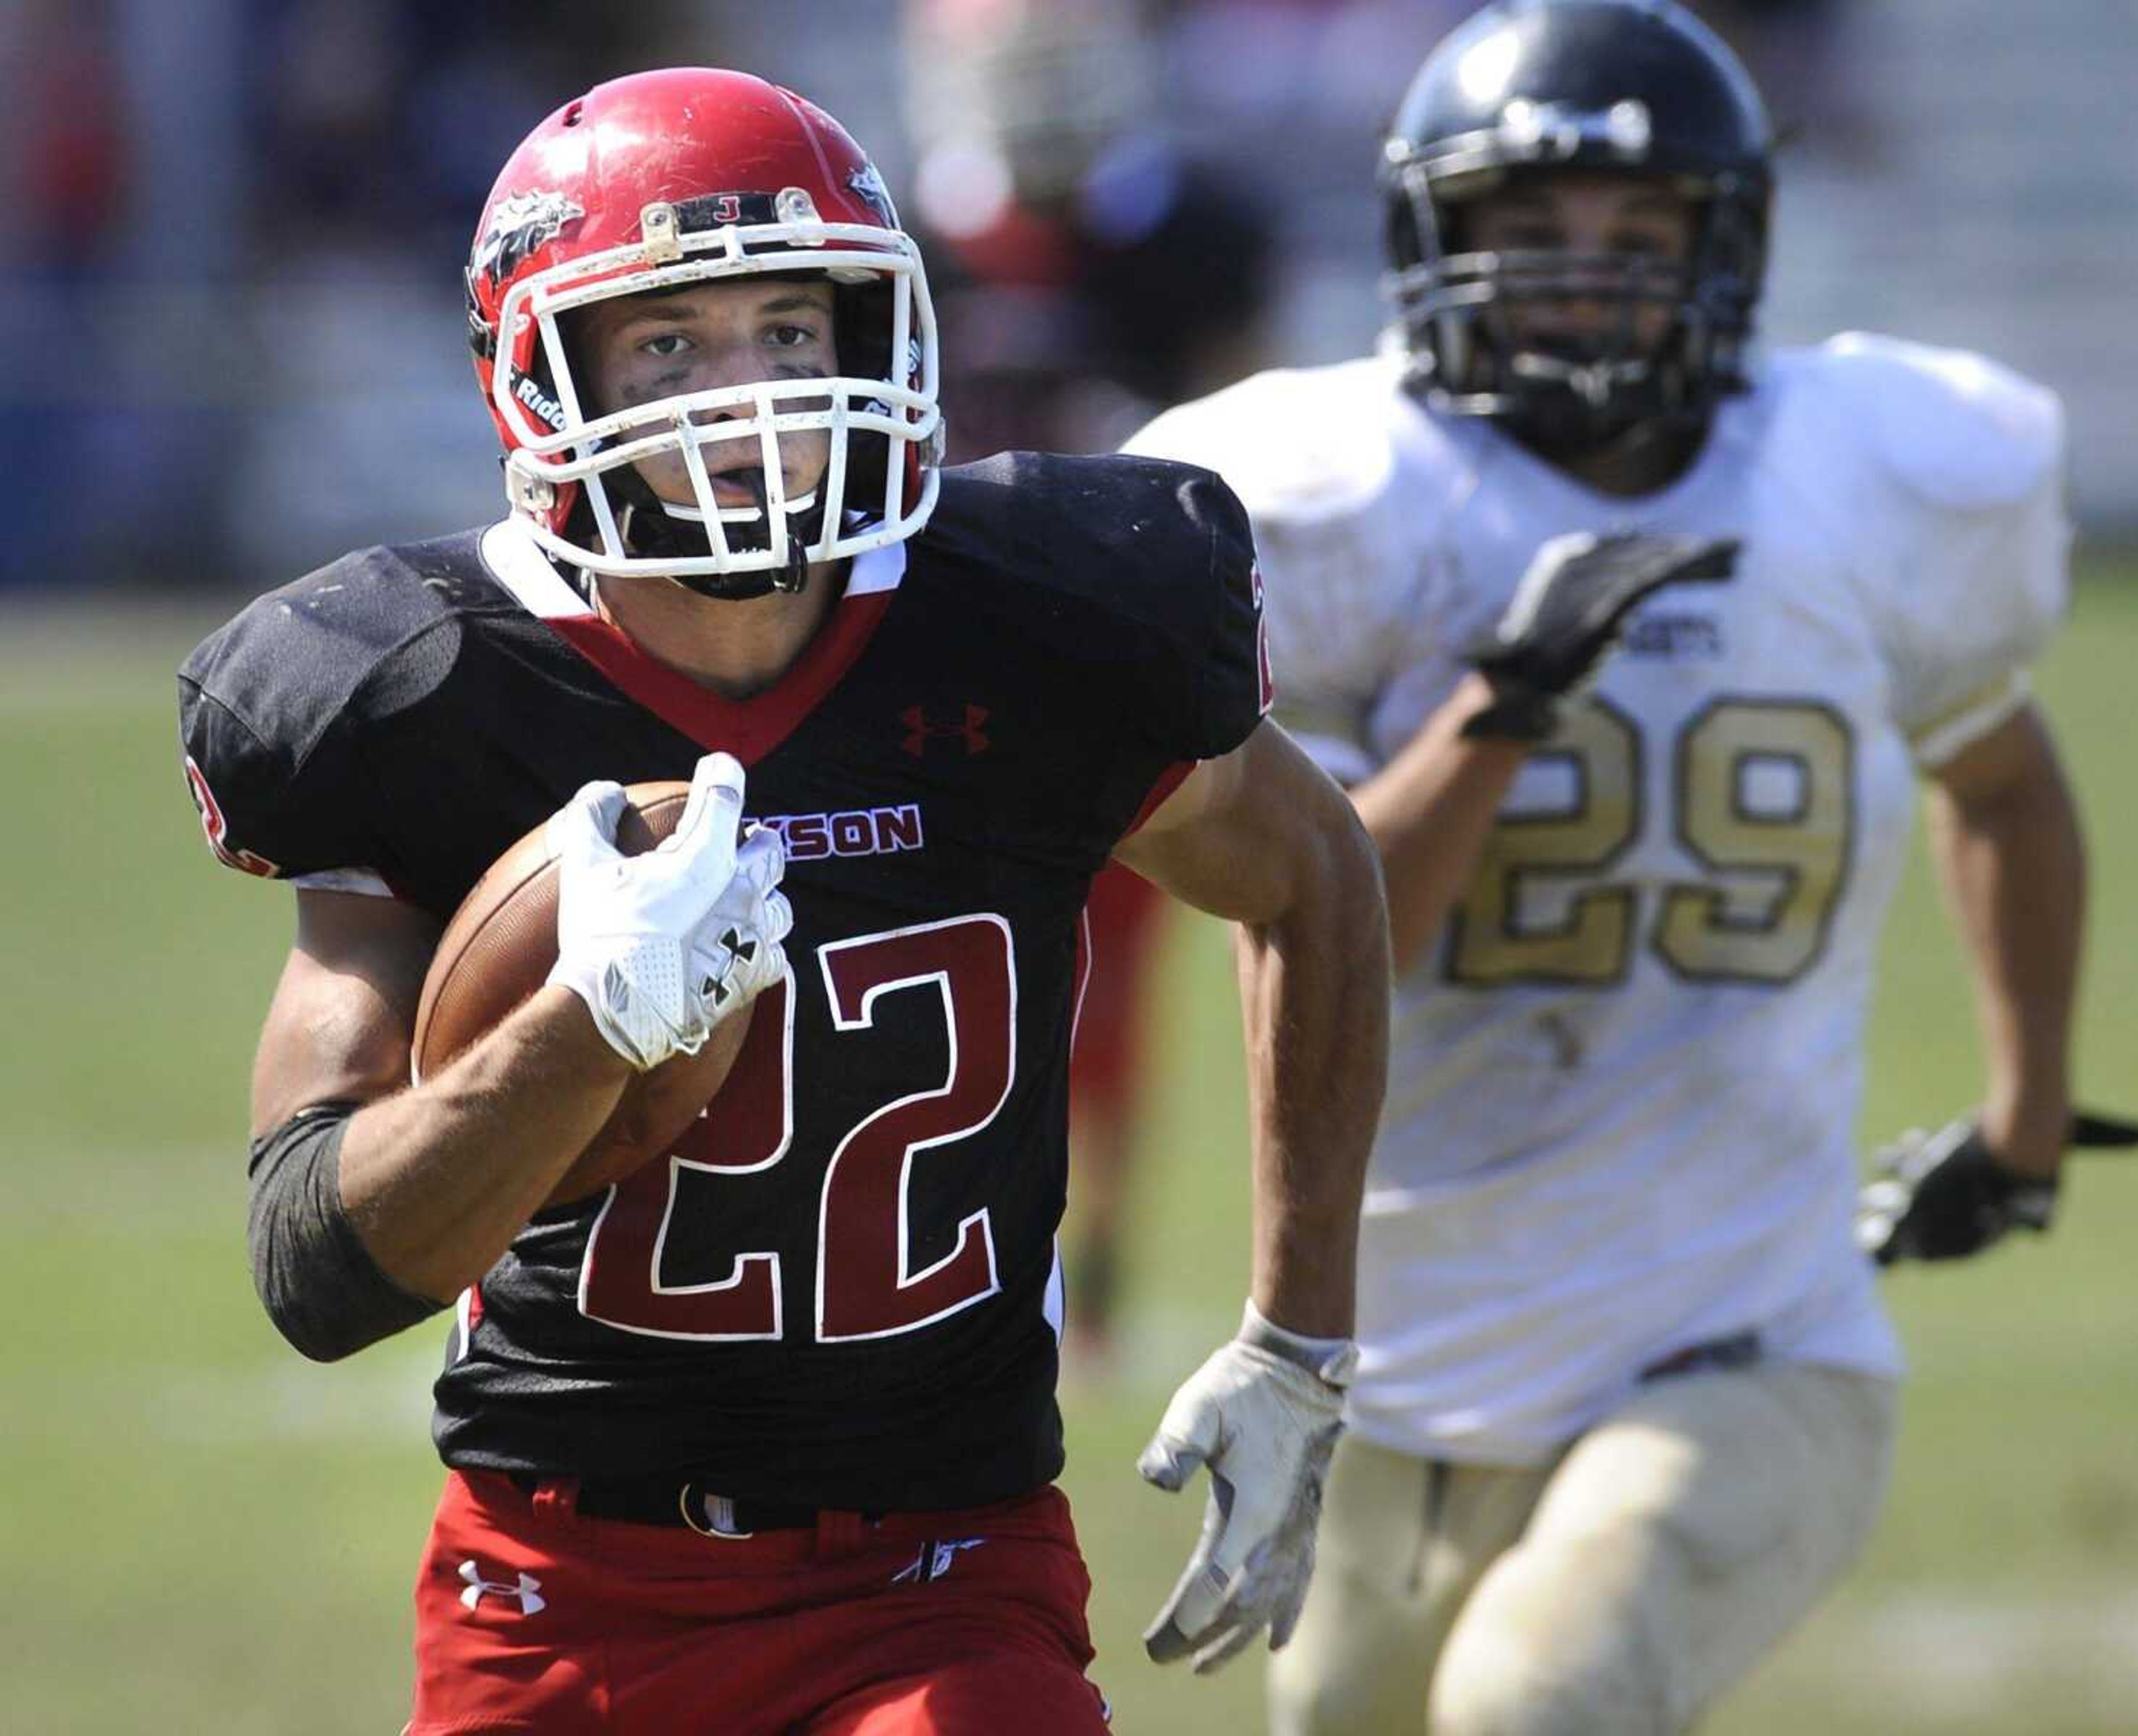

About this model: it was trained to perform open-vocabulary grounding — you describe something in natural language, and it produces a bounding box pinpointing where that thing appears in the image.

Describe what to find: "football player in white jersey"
[1127,2,2086,1732]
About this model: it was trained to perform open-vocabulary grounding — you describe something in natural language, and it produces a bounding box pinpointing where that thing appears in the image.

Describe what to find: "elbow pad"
[247,1104,444,1361]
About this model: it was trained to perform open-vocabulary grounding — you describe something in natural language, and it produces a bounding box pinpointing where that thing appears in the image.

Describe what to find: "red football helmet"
[465,68,942,590]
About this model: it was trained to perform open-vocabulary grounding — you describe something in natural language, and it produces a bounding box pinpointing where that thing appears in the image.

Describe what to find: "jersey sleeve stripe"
[1907,669,2031,767]
[1124,759,1196,835]
[289,868,399,898]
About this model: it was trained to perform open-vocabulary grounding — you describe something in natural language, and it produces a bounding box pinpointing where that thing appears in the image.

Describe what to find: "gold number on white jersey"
[1446,698,1642,985]
[1446,697,1853,987]
[1656,699,1853,982]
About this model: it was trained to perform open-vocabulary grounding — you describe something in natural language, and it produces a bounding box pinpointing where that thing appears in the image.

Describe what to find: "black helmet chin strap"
[746,468,816,599]
[609,468,821,602]
[1504,380,1712,486]
[1500,347,1673,452]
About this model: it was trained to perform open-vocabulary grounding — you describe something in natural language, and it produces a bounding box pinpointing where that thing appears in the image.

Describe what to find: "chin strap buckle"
[741,469,811,595]
[507,465,557,516]
[773,537,810,594]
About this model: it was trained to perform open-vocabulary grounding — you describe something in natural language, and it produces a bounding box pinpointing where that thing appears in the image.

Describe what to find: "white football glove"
[1139,1301,1354,1674]
[545,752,791,1072]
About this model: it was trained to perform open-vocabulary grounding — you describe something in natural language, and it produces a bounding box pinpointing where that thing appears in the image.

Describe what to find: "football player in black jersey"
[178,68,1390,1736]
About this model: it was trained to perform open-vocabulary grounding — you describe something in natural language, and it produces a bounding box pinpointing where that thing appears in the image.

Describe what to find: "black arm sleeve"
[247,1104,445,1361]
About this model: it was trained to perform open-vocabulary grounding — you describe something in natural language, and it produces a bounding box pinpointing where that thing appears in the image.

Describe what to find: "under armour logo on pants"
[459,1559,546,1615]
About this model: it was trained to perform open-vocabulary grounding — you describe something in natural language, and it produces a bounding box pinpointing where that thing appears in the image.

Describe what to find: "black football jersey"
[179,452,1269,1512]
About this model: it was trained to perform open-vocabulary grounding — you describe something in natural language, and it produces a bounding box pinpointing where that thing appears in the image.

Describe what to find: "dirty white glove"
[545,752,791,1071]
[1139,1301,1355,1674]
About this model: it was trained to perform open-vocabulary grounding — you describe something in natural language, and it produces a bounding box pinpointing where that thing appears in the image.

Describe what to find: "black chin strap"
[1509,403,1711,491]
[609,469,818,602]
[1494,332,1693,458]
[745,469,814,598]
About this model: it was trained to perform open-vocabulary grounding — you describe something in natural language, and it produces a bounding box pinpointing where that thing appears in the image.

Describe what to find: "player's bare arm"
[1112,720,1388,1674]
[1114,719,1390,1340]
[249,754,787,1317]
[253,890,633,1308]
[1857,702,2085,1265]
[1925,702,2085,1178]
[1348,675,1529,970]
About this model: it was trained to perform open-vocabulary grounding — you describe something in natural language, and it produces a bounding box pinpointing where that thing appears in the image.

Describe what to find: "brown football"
[413,781,754,1208]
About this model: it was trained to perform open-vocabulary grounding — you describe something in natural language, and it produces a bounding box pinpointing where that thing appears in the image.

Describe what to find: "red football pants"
[406,1472,1111,1735]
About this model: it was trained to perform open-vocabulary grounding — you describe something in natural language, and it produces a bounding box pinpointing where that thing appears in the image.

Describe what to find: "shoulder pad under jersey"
[1793,332,2064,513]
[1126,357,1469,774]
[928,451,1268,765]
[177,536,486,881]
[1126,355,1458,528]
[1764,338,2069,757]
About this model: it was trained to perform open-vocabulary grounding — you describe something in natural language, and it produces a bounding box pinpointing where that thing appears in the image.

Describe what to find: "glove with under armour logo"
[1140,1301,1355,1675]
[546,752,791,1072]
[1463,532,1740,741]
[1856,1117,2058,1264]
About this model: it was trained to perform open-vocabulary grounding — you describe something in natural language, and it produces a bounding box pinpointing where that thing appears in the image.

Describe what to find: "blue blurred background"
[6,0,2134,600]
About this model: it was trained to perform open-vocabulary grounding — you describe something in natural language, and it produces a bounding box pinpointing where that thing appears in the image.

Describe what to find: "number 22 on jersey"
[1447,697,1854,987]
[579,914,1014,1343]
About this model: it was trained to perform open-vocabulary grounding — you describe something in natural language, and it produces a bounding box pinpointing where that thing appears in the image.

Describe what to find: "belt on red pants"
[507,1470,886,1538]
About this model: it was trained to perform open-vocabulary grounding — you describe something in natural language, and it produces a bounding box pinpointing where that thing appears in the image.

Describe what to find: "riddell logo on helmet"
[515,375,568,431]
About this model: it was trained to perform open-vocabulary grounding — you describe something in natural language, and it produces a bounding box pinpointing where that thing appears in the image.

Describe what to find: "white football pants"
[1267,1360,1897,1736]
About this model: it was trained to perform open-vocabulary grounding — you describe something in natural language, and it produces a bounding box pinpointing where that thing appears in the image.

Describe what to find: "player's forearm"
[337,987,635,1298]
[1237,809,1390,1340]
[1349,673,1528,972]
[1929,753,2085,1179]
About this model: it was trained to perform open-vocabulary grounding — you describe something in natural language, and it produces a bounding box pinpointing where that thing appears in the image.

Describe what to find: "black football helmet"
[1381,0,1772,452]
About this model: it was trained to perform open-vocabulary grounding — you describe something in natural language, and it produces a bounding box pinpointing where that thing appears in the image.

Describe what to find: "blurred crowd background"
[4,0,2135,599]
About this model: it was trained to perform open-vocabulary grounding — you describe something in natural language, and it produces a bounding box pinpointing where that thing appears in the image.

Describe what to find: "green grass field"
[5,563,2136,1734]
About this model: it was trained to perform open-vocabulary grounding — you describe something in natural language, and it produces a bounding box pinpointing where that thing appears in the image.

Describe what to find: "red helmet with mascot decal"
[465,68,943,596]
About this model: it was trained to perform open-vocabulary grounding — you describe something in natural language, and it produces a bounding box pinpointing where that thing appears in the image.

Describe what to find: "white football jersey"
[1128,334,2068,1464]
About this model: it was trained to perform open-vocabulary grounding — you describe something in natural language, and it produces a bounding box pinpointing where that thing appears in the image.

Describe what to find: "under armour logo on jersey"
[891,1537,987,1586]
[901,704,990,758]
[458,1560,546,1615]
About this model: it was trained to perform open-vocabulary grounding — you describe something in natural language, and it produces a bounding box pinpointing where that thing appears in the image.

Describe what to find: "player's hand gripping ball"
[413,754,791,1207]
